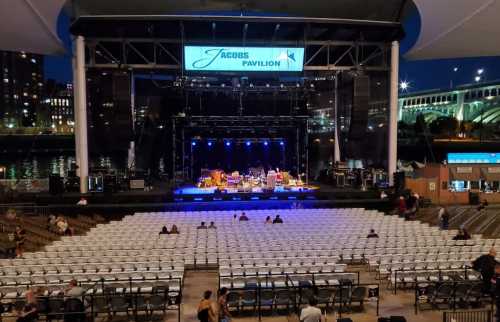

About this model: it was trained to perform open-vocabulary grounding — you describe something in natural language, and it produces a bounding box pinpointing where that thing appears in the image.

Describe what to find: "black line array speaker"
[111,72,133,150]
[49,174,64,195]
[349,74,370,140]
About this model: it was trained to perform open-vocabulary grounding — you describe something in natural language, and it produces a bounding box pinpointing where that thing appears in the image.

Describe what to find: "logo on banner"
[191,48,297,70]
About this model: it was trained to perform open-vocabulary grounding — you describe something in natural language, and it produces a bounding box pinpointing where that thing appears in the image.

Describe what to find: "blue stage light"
[191,141,196,146]
[246,141,252,146]
[225,141,231,147]
[263,141,269,146]
[207,141,213,147]
[280,141,285,146]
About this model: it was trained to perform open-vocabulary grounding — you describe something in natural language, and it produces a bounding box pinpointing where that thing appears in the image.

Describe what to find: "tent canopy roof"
[3,0,500,60]
[405,0,500,60]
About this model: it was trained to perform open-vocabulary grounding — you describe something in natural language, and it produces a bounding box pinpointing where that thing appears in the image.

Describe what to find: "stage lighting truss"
[81,17,395,73]
[191,138,286,146]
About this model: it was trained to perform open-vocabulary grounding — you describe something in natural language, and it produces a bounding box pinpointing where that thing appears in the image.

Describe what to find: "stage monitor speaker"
[49,174,64,195]
[349,74,370,140]
[337,319,353,322]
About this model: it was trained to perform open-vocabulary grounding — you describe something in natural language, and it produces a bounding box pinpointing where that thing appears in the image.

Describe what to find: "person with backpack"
[473,248,498,294]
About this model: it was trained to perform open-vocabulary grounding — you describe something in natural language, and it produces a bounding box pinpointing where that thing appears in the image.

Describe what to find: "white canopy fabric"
[406,0,500,60]
[0,0,66,55]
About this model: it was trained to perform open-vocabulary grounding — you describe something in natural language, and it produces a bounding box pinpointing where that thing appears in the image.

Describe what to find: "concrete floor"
[178,269,449,322]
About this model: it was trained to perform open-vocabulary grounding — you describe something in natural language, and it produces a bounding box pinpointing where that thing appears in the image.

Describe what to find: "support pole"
[333,72,341,163]
[73,35,89,193]
[388,41,399,186]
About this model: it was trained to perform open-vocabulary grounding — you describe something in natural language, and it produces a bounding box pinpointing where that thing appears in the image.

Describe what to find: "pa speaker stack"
[49,174,64,195]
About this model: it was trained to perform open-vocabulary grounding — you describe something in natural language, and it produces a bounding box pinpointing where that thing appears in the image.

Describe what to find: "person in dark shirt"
[272,215,283,224]
[239,213,249,221]
[367,229,379,238]
[494,264,500,322]
[473,248,498,294]
[197,222,207,229]
[170,225,179,234]
[159,226,169,235]
[14,226,26,258]
[208,222,217,229]
[453,228,471,240]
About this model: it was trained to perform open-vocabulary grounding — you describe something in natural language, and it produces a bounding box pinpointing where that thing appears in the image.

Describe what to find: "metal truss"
[85,37,390,72]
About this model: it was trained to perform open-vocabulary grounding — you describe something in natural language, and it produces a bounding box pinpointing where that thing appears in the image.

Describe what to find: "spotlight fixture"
[263,141,269,146]
[191,141,197,146]
[207,141,213,147]
[246,141,252,146]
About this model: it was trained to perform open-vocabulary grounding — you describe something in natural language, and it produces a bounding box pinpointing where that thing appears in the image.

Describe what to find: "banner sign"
[447,153,500,164]
[184,46,305,72]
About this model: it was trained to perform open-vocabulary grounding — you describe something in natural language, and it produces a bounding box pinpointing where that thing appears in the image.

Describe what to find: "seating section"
[0,208,498,309]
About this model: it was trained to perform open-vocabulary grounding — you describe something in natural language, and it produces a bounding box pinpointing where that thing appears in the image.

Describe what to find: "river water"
[0,155,126,179]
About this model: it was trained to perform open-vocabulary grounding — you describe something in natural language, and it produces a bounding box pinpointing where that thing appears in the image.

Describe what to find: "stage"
[173,184,319,202]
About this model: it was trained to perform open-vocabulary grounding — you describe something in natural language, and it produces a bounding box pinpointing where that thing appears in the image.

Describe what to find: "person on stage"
[265,216,272,224]
[272,215,283,224]
[239,212,249,221]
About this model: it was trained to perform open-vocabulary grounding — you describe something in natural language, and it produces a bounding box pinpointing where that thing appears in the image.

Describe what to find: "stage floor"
[173,185,318,195]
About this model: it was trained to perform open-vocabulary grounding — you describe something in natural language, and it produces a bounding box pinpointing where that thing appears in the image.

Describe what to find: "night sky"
[45,10,500,93]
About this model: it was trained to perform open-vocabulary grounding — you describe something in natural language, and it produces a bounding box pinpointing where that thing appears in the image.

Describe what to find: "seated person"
[239,212,249,221]
[15,303,38,322]
[272,215,283,224]
[367,229,379,238]
[265,216,272,224]
[208,222,217,229]
[65,280,84,298]
[170,225,179,234]
[197,222,207,229]
[453,228,471,240]
[159,226,169,235]
[232,214,238,223]
[477,199,489,211]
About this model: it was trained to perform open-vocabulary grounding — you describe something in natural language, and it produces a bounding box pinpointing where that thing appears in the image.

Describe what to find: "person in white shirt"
[300,297,323,322]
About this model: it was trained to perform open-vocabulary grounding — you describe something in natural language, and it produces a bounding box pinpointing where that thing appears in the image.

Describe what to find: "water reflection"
[1,155,128,179]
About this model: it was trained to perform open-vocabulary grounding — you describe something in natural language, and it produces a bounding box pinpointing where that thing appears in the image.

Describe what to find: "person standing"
[217,287,231,322]
[197,290,216,322]
[438,206,449,230]
[14,226,26,258]
[397,196,407,217]
[473,248,498,294]
[493,264,500,322]
[299,297,323,322]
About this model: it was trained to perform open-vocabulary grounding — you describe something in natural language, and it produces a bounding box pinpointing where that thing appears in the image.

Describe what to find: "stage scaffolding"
[70,14,403,192]
[171,115,309,182]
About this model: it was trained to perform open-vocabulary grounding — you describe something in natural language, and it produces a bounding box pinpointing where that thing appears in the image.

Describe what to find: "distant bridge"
[399,81,500,124]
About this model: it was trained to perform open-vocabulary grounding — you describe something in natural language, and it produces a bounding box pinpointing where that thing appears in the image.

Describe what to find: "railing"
[218,270,378,321]
[414,280,495,315]
[0,276,182,322]
[443,310,493,322]
[391,265,474,294]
